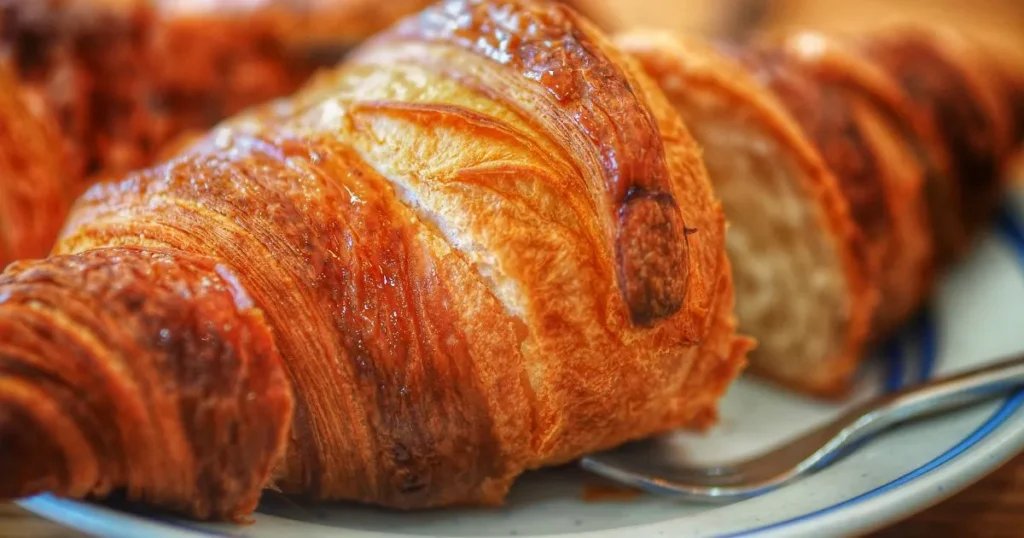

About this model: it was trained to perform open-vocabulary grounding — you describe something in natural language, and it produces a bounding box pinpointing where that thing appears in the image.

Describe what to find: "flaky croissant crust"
[0,0,748,521]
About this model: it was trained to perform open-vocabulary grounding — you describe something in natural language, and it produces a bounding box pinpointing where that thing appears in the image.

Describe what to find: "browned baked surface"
[0,0,321,179]
[0,0,748,520]
[0,0,605,267]
[0,0,603,183]
[0,247,292,518]
[724,44,896,324]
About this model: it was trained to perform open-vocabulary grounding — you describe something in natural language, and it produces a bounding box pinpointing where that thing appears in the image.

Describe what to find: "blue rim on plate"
[19,204,1024,537]
[725,204,1024,537]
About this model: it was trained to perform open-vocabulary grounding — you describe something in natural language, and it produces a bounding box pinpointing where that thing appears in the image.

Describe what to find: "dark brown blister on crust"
[618,189,688,325]
[395,0,690,325]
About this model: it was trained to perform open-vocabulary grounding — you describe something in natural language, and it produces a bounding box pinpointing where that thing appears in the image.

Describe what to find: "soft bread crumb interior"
[679,89,850,383]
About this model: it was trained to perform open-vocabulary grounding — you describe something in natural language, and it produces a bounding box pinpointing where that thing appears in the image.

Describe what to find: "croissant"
[0,0,749,521]
[617,26,1021,395]
[862,26,1019,253]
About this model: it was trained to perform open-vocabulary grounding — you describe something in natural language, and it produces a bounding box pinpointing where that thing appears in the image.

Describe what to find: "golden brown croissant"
[618,26,1021,395]
[0,0,749,520]
[861,26,1019,247]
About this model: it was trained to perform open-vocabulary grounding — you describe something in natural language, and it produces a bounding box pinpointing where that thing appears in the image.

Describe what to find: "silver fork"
[580,353,1024,502]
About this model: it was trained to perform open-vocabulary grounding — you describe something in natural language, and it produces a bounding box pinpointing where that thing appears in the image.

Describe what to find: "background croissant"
[0,60,73,268]
[0,0,336,268]
[0,0,749,521]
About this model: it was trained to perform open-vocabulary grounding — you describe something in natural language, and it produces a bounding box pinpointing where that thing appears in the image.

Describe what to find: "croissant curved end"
[617,189,688,325]
[0,247,293,521]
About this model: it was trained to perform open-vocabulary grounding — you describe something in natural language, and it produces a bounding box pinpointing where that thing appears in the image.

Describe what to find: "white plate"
[21,190,1024,538]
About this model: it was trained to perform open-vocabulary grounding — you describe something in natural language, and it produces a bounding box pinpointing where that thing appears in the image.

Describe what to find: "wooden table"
[2,452,1022,536]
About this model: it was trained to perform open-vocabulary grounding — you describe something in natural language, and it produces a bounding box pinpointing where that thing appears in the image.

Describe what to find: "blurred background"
[591,0,1024,65]
[587,0,1024,179]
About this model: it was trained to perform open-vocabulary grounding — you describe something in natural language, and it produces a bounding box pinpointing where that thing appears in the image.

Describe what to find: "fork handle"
[847,353,1024,436]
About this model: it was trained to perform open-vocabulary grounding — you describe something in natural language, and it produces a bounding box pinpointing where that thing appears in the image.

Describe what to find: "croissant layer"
[748,35,935,334]
[0,0,320,179]
[618,33,872,394]
[0,0,610,271]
